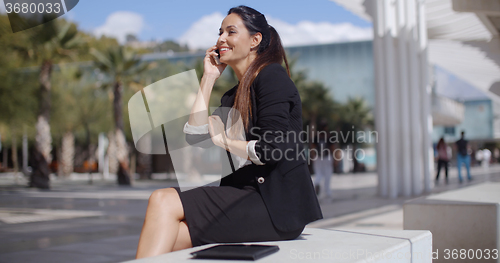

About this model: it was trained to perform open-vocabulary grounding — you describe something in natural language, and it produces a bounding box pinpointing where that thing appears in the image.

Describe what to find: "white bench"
[404,182,500,263]
[125,227,432,262]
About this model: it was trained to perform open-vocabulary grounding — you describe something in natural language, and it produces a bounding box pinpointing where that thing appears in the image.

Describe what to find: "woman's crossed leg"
[136,188,193,259]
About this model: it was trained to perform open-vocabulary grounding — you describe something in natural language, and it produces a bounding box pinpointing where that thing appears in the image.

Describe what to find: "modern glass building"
[284,41,500,143]
[286,41,375,107]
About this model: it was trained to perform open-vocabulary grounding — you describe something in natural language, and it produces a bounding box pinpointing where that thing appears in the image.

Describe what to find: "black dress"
[173,183,303,247]
[175,63,322,247]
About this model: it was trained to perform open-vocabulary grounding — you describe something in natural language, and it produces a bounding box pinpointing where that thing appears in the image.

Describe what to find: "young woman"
[435,137,449,183]
[135,6,323,258]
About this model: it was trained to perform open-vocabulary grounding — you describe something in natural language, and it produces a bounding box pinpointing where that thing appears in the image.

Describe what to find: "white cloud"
[0,0,6,14]
[178,12,373,50]
[94,11,144,44]
[178,12,225,51]
[267,17,373,47]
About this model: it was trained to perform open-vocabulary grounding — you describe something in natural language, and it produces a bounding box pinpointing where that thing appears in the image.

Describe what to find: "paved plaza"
[1,165,499,263]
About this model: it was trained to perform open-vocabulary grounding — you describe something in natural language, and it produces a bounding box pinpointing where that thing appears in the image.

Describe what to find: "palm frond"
[90,48,113,71]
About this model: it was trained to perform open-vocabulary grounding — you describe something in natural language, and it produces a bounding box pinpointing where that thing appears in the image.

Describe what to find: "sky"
[435,66,489,101]
[1,0,373,49]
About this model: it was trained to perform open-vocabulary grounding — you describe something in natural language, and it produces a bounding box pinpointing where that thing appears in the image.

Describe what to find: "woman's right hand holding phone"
[187,45,227,126]
[204,45,227,79]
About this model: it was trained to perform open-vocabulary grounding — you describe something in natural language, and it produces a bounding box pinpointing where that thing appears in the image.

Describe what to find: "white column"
[372,0,389,197]
[367,0,433,198]
[407,0,424,195]
[382,0,400,198]
[396,0,412,197]
[418,0,433,193]
[370,0,431,198]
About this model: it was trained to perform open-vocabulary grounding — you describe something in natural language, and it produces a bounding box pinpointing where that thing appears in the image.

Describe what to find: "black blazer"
[185,63,323,232]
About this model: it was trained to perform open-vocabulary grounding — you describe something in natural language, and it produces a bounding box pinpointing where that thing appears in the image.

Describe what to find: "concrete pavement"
[0,164,499,263]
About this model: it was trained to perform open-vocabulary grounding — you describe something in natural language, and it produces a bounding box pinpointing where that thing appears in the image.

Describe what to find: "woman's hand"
[204,45,227,79]
[208,115,229,149]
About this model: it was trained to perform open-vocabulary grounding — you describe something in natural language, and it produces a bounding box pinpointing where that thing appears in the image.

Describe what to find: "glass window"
[444,126,455,135]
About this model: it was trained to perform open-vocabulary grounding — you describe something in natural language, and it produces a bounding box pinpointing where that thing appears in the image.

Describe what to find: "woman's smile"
[219,46,231,55]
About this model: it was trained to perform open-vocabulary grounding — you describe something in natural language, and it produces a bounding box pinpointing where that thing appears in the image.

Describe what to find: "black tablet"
[190,244,279,261]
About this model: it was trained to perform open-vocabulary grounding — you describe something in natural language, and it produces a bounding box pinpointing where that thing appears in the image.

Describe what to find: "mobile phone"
[214,49,221,65]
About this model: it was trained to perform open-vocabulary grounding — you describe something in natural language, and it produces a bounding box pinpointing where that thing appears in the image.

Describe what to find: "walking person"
[482,148,491,169]
[435,137,449,184]
[135,6,323,258]
[455,131,472,183]
[311,126,334,198]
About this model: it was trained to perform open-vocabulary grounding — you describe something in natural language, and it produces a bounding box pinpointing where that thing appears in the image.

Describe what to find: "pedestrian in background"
[311,126,334,198]
[455,131,472,183]
[435,137,449,184]
[482,148,491,169]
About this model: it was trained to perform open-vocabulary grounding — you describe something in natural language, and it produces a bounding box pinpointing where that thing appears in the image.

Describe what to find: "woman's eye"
[218,32,223,36]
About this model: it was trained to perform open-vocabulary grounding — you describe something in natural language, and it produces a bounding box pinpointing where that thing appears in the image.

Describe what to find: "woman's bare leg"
[136,188,190,258]
[172,220,193,251]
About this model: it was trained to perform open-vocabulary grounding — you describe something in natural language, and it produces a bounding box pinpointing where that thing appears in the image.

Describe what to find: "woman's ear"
[251,32,263,50]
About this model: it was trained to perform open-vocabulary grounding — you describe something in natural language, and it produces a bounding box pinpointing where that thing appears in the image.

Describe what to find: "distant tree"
[91,46,151,185]
[288,58,308,89]
[299,81,338,136]
[51,65,112,177]
[9,17,84,189]
[337,97,373,172]
[0,15,38,162]
[125,34,139,43]
[157,40,190,53]
[337,97,373,144]
[288,59,338,141]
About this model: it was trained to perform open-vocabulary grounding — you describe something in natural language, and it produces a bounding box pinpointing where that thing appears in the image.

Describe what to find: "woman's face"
[217,13,255,65]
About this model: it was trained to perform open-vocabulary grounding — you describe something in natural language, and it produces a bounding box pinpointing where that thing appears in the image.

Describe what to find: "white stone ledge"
[125,227,432,263]
[404,182,500,263]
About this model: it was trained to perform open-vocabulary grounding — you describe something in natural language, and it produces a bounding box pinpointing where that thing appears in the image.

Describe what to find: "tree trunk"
[83,123,93,184]
[112,81,130,185]
[115,128,130,185]
[22,129,28,175]
[113,81,124,131]
[352,144,359,173]
[2,145,7,171]
[60,131,74,177]
[31,60,52,189]
[30,147,50,189]
[137,133,152,180]
[12,134,19,184]
[56,145,62,176]
[107,131,118,174]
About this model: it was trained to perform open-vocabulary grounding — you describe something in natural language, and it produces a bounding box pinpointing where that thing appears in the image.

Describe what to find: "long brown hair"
[437,137,446,149]
[228,6,290,133]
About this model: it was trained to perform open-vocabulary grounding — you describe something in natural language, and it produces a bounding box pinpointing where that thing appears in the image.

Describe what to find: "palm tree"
[288,58,308,90]
[51,64,112,178]
[338,97,373,172]
[91,46,150,185]
[11,17,83,189]
[287,58,338,140]
[299,81,338,136]
[50,65,80,177]
[0,15,38,179]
